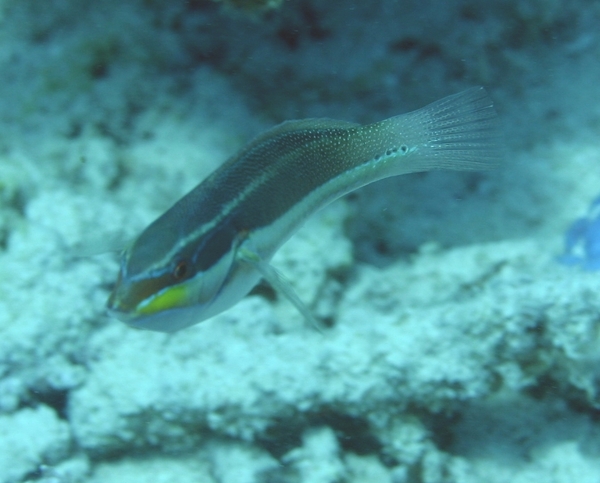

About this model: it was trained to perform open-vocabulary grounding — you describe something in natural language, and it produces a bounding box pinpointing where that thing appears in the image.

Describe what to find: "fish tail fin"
[391,87,502,173]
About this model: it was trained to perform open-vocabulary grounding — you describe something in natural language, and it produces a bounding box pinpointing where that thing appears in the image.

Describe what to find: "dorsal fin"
[246,118,360,147]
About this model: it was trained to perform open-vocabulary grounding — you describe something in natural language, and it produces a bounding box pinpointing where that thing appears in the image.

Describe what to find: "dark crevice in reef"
[29,388,70,420]
[259,417,305,460]
[258,408,383,462]
[314,410,382,456]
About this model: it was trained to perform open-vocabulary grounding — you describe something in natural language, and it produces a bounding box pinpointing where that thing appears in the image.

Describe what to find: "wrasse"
[107,87,499,332]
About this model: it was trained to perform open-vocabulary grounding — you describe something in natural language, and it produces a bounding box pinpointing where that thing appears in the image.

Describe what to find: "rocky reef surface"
[1,0,600,482]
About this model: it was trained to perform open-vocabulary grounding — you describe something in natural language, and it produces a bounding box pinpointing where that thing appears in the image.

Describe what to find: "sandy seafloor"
[1,0,600,482]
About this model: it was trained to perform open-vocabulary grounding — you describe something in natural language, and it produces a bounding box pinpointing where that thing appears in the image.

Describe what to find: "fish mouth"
[106,284,138,323]
[105,298,132,323]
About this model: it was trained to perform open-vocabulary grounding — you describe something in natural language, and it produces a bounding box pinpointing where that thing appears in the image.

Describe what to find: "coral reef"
[1,0,600,482]
[216,0,283,12]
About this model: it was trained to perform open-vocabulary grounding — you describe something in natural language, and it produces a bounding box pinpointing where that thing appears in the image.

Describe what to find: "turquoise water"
[1,1,600,482]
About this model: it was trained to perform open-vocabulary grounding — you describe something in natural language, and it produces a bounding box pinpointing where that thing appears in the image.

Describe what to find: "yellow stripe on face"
[136,283,191,316]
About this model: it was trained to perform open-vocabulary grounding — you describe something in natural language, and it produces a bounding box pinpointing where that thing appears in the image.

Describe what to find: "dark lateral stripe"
[215,128,364,230]
[192,219,237,272]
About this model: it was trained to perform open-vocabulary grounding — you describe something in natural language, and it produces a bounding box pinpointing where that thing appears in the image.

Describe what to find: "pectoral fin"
[237,248,324,332]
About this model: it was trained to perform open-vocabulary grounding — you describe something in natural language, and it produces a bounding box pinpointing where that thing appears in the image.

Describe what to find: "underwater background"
[1,0,600,482]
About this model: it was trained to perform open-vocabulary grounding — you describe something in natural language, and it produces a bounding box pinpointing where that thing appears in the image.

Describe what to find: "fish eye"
[173,260,189,280]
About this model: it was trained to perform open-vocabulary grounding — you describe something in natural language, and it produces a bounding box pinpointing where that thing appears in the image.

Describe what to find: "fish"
[557,195,600,270]
[107,87,500,332]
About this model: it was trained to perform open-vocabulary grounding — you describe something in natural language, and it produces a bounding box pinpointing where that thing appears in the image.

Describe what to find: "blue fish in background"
[558,195,600,270]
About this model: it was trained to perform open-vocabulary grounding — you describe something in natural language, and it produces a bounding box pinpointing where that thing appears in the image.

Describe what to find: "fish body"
[107,87,499,332]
